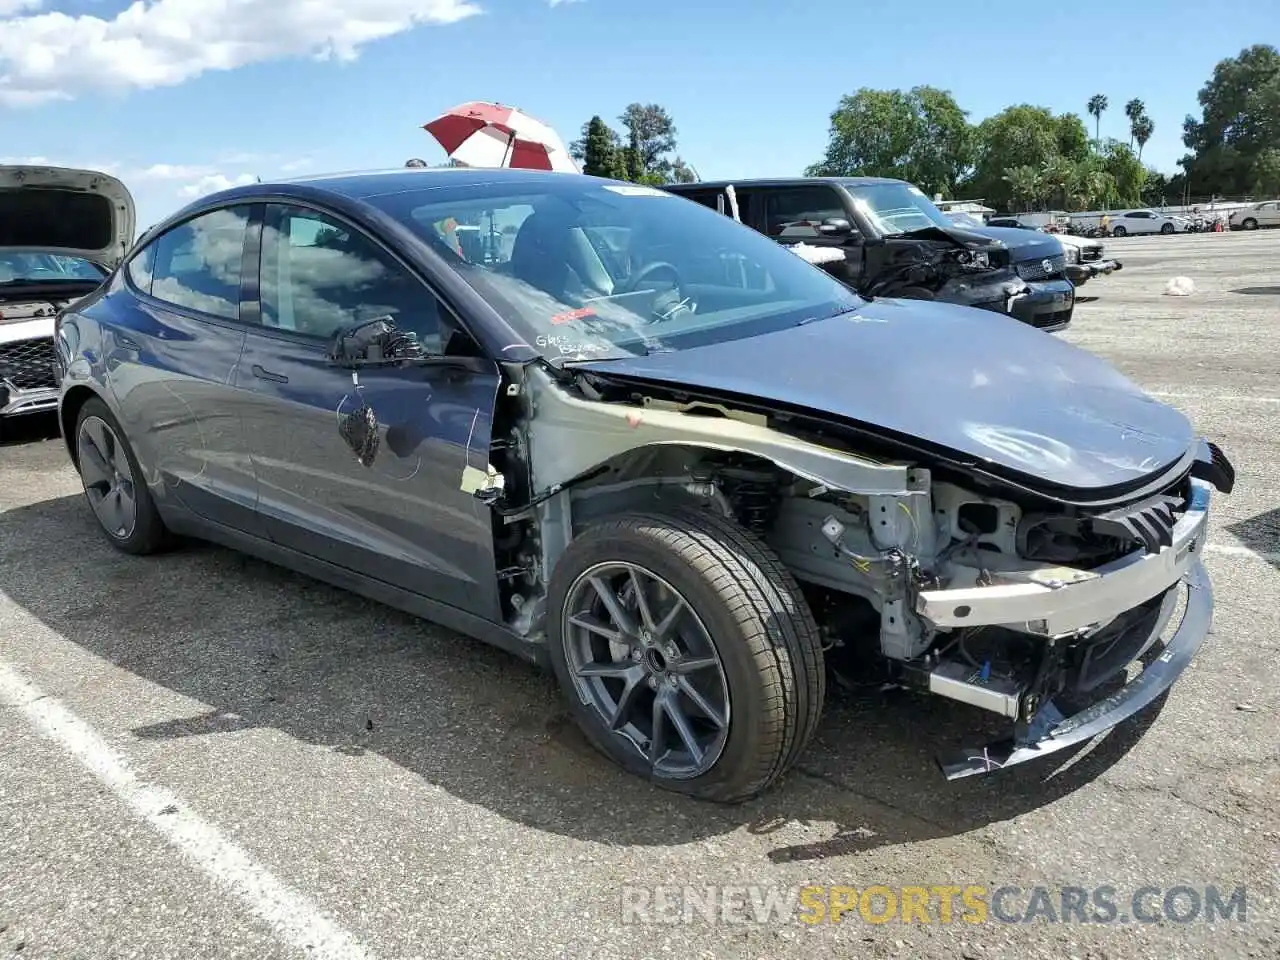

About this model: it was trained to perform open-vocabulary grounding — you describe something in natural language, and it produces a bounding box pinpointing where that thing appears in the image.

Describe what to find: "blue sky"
[2,0,1276,226]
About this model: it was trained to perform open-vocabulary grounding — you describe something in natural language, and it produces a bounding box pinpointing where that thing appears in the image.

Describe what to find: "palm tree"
[1087,94,1109,145]
[1133,116,1155,162]
[1124,99,1145,147]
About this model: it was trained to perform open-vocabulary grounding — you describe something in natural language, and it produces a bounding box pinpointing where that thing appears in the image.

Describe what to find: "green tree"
[806,86,972,196]
[1002,165,1045,210]
[1124,98,1146,147]
[669,157,698,183]
[618,103,678,182]
[1141,168,1170,205]
[1087,93,1109,144]
[1099,140,1146,204]
[965,105,1081,209]
[1180,44,1280,195]
[1254,149,1280,195]
[1054,113,1092,162]
[571,115,626,179]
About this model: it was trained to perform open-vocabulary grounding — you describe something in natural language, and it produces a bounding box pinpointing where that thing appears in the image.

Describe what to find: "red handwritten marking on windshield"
[550,307,596,325]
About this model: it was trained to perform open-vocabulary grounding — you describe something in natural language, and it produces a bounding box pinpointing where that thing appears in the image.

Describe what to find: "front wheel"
[1111,225,1127,237]
[546,508,825,803]
[1161,222,1175,235]
[1243,218,1258,230]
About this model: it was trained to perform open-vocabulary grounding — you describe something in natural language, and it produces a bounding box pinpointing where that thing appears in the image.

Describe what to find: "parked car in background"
[663,177,1076,332]
[1228,201,1280,230]
[1092,209,1185,236]
[983,215,1122,286]
[54,167,1234,801]
[1,165,132,429]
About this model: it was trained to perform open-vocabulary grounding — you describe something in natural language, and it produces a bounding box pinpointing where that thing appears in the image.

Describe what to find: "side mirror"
[328,317,426,367]
[817,217,854,236]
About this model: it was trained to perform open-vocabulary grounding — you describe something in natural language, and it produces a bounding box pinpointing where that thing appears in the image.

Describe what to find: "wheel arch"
[59,384,109,468]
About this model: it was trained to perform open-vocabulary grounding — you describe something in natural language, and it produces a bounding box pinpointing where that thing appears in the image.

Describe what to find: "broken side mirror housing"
[327,317,434,367]
[817,217,853,236]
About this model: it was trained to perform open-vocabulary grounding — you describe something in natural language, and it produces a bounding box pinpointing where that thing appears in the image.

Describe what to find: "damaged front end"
[494,363,1236,781]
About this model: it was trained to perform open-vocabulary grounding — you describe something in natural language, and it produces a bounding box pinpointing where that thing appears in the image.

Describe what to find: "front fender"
[522,365,913,499]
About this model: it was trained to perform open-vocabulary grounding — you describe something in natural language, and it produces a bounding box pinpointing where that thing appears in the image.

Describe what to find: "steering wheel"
[620,260,681,293]
[617,261,695,322]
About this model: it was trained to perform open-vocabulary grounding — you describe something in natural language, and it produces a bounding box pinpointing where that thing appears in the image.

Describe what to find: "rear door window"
[146,206,253,321]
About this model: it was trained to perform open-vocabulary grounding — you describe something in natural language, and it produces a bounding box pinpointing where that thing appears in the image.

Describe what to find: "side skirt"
[164,511,549,669]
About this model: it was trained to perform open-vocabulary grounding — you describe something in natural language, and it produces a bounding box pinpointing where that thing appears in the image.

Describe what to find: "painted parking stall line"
[0,660,374,960]
[1204,542,1280,565]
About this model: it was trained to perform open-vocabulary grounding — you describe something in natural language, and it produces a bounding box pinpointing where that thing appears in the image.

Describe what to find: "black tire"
[1243,218,1258,230]
[74,397,172,555]
[1161,222,1175,235]
[547,508,825,803]
[1112,225,1126,237]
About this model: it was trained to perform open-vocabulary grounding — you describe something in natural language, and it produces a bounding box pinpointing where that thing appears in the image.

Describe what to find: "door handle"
[251,364,289,384]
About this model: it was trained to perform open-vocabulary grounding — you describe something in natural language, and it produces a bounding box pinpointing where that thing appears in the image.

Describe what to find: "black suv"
[663,177,1076,332]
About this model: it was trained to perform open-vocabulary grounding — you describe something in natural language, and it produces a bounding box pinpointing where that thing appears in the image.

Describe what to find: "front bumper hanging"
[935,559,1212,779]
[1066,259,1123,284]
[914,472,1222,779]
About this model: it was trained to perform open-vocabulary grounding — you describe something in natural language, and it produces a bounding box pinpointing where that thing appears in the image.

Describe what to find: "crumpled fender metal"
[523,365,912,496]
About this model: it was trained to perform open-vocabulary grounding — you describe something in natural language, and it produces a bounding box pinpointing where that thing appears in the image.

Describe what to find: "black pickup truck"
[662,177,1076,332]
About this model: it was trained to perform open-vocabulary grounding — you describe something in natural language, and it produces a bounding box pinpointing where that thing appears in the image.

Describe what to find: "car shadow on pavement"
[1229,286,1280,296]
[1227,507,1280,568]
[0,493,1163,862]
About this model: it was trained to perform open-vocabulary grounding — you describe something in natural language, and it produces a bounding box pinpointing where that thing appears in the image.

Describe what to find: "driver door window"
[259,205,442,351]
[764,187,849,241]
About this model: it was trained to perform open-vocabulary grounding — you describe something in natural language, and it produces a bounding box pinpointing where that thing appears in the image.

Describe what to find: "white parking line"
[0,661,373,960]
[1146,391,1280,405]
[1204,542,1280,564]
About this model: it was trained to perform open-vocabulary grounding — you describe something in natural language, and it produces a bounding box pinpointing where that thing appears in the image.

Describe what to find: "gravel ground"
[1,230,1277,959]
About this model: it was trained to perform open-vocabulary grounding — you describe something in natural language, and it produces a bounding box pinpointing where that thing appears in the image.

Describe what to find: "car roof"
[193,166,602,207]
[663,176,907,190]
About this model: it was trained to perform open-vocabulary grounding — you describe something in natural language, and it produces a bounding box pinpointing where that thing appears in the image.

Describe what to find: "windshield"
[844,182,952,236]
[0,251,106,284]
[365,179,863,363]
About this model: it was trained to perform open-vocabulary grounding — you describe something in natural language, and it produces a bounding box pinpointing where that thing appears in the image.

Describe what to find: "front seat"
[509,212,577,300]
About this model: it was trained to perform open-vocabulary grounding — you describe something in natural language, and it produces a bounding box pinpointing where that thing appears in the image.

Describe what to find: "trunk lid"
[0,165,136,268]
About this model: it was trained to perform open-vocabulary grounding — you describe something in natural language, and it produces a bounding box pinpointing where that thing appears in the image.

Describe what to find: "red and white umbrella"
[423,101,578,173]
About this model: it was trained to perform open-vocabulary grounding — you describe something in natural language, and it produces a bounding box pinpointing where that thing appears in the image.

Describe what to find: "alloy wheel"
[561,561,730,778]
[77,415,138,540]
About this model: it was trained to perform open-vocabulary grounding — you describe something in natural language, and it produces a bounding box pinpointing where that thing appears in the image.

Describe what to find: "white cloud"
[179,172,259,197]
[0,0,483,105]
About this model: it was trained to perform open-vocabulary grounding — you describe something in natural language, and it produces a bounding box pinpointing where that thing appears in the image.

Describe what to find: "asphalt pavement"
[1,230,1277,959]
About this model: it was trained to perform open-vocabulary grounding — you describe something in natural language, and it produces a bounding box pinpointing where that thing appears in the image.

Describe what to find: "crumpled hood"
[965,224,1065,262]
[573,298,1194,494]
[0,165,135,267]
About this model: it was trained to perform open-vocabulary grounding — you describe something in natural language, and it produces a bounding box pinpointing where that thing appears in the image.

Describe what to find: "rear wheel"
[1243,217,1258,230]
[546,508,825,803]
[74,397,171,554]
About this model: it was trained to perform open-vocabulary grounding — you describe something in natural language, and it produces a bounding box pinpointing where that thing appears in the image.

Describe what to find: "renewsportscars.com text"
[620,884,1248,926]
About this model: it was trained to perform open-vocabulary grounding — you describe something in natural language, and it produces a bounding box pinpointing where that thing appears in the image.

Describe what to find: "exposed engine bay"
[480,362,1234,778]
